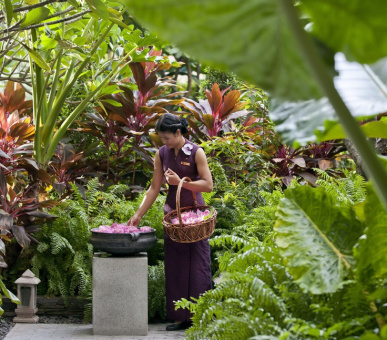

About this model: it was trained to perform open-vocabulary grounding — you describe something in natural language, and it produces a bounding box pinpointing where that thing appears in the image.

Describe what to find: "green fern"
[202,191,215,205]
[314,168,367,205]
[31,179,167,321]
[50,232,74,255]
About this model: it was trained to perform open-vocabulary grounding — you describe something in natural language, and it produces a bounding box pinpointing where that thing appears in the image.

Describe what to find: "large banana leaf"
[270,53,387,145]
[120,0,387,103]
[302,0,387,64]
[356,185,387,283]
[121,0,321,101]
[274,186,363,294]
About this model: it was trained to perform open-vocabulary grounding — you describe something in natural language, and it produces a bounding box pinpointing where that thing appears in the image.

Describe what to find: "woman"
[128,113,213,331]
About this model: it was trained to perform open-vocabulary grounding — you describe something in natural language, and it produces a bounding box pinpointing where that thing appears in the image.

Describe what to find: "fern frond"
[202,191,215,205]
[210,235,253,250]
[70,182,86,208]
[50,232,75,255]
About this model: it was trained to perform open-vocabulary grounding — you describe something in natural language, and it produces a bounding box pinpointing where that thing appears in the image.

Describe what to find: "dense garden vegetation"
[1,0,387,339]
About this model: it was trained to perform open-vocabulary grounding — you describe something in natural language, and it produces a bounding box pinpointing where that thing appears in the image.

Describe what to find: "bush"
[30,179,166,321]
[148,262,166,322]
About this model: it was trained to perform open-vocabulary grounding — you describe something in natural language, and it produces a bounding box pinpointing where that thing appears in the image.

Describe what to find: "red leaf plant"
[271,142,345,186]
[98,49,184,145]
[0,169,57,250]
[47,143,92,197]
[181,83,249,138]
[0,81,35,176]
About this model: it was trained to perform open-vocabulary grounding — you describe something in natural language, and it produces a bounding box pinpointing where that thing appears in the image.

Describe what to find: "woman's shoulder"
[158,145,168,159]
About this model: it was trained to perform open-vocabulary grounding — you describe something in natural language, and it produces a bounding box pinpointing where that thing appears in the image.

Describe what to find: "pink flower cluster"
[92,223,153,234]
[170,209,211,226]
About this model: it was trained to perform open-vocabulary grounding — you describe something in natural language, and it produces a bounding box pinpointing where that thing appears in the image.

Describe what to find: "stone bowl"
[89,228,157,256]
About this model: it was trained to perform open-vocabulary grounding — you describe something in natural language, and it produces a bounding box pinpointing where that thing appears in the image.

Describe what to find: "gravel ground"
[0,316,88,340]
[0,318,14,340]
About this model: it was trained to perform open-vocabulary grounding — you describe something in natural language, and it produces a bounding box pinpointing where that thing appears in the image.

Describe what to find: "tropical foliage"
[0,1,386,338]
[175,173,387,339]
[182,83,249,137]
[121,0,387,210]
[30,178,166,320]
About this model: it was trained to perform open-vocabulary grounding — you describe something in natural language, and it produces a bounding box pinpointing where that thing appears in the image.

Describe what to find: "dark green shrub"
[148,262,166,322]
[30,179,166,321]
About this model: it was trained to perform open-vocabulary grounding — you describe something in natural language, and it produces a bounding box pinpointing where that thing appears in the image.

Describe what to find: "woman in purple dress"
[128,113,213,331]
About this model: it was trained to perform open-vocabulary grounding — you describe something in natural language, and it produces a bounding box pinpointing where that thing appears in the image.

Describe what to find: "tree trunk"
[343,139,368,179]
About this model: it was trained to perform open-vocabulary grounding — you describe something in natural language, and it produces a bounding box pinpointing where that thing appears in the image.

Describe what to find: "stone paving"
[4,324,186,340]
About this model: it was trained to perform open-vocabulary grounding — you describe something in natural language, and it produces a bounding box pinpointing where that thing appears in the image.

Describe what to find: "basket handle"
[176,177,197,226]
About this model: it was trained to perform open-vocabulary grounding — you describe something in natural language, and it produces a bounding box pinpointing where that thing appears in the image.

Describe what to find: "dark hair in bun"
[155,113,189,134]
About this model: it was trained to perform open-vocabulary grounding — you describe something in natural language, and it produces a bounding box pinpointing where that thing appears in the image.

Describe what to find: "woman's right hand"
[127,214,141,227]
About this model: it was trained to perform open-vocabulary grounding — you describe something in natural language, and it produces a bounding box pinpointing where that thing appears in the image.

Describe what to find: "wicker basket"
[163,177,217,243]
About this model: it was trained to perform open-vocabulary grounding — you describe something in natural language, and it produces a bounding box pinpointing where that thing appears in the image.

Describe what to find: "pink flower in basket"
[170,209,211,226]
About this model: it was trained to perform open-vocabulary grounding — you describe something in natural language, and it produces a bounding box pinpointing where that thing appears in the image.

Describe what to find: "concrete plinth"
[13,308,39,323]
[92,253,148,336]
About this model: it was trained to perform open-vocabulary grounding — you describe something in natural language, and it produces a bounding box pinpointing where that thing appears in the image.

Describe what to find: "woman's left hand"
[164,168,181,186]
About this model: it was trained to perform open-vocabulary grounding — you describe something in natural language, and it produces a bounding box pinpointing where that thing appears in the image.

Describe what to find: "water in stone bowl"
[90,223,157,256]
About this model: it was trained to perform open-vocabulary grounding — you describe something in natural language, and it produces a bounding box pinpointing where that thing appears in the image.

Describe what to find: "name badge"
[181,161,190,166]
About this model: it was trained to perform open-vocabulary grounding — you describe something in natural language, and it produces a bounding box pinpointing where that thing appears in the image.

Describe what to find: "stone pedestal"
[92,253,148,336]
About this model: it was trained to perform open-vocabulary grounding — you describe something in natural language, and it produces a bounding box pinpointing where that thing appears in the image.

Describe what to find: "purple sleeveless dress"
[159,139,212,322]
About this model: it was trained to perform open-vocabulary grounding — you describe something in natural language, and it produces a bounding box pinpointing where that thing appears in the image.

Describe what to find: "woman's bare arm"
[127,151,164,225]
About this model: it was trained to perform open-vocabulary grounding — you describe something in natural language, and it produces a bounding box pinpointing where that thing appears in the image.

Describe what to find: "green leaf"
[271,54,387,145]
[67,0,79,6]
[315,120,346,142]
[20,7,50,29]
[26,48,51,71]
[40,36,57,51]
[0,279,20,304]
[102,99,122,107]
[361,121,387,138]
[121,0,321,101]
[356,184,387,282]
[274,186,363,294]
[317,120,387,142]
[4,0,13,26]
[302,0,387,64]
[73,36,86,46]
[85,0,110,21]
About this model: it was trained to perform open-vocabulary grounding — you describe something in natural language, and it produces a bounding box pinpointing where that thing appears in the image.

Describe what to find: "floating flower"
[92,224,153,234]
[182,143,193,155]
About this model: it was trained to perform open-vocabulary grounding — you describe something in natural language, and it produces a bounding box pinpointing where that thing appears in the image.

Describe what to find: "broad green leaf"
[4,0,13,26]
[317,120,387,142]
[85,0,110,21]
[20,7,50,29]
[356,185,387,282]
[67,0,79,6]
[378,155,387,173]
[0,279,19,304]
[302,0,387,64]
[99,85,121,96]
[121,0,321,101]
[315,120,346,142]
[270,53,387,145]
[40,36,57,50]
[73,36,86,46]
[102,99,122,107]
[274,186,363,294]
[26,48,50,71]
[361,121,387,138]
